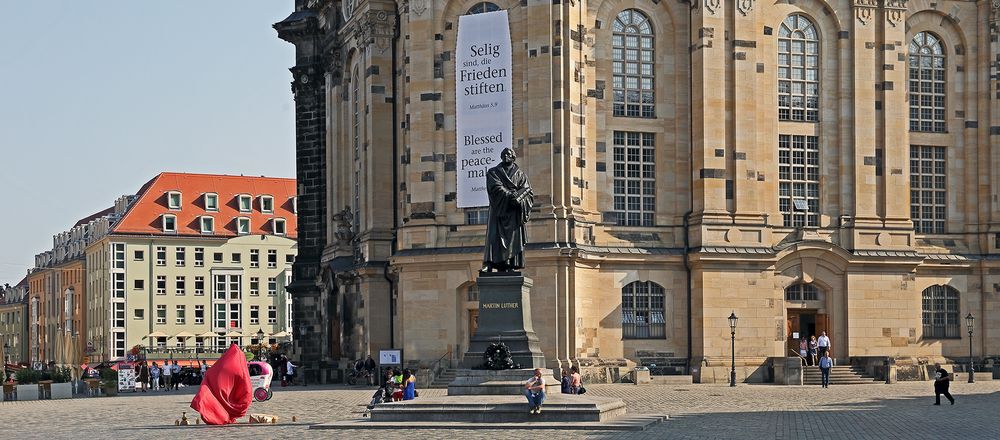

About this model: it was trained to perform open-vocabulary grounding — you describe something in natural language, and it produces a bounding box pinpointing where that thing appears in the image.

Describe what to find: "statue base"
[462,275,546,370]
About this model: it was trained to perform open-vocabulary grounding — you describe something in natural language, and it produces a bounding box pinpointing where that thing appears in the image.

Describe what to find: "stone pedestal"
[462,274,545,369]
[448,368,559,396]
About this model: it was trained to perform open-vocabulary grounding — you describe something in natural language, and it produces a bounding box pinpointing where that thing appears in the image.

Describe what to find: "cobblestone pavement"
[3,380,999,439]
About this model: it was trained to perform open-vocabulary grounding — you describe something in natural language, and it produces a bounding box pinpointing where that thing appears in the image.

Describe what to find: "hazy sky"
[0,1,296,283]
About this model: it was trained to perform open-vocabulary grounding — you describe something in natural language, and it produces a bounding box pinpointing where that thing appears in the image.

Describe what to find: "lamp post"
[965,313,975,384]
[255,328,265,360]
[728,311,738,387]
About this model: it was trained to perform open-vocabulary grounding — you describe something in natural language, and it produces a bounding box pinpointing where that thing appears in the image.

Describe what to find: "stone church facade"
[276,0,1000,382]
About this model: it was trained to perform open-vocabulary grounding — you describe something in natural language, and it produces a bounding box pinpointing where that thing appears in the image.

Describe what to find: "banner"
[456,10,513,208]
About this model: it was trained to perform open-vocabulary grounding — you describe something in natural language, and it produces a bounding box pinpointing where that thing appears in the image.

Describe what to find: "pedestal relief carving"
[705,0,722,15]
[883,0,906,27]
[409,0,427,16]
[737,0,753,16]
[854,0,877,25]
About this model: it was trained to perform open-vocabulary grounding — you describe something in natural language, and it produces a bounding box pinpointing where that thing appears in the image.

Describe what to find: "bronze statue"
[481,147,533,273]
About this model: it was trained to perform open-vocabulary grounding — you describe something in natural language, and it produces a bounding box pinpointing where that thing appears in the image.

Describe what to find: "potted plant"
[100,368,118,397]
[14,368,40,401]
[50,367,73,399]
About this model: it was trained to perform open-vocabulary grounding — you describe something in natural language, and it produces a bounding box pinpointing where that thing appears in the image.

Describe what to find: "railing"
[429,347,453,382]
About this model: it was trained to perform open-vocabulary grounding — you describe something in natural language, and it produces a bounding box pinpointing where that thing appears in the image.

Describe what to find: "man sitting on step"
[524,369,546,415]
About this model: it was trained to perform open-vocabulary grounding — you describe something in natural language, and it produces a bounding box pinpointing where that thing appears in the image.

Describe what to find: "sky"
[0,1,297,284]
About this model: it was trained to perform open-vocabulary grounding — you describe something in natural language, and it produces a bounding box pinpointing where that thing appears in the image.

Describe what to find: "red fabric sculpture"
[190,344,252,425]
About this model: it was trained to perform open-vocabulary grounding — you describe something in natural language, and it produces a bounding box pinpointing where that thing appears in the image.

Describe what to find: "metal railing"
[428,347,453,382]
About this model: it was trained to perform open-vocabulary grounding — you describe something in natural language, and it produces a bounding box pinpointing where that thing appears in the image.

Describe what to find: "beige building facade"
[278,0,1000,382]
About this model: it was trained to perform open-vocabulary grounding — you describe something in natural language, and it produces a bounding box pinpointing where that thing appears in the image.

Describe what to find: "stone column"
[990,2,1000,234]
[275,8,331,384]
[849,0,880,243]
[730,0,765,225]
[879,0,911,231]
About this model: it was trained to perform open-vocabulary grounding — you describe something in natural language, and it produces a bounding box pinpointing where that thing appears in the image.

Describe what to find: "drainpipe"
[683,0,695,375]
[382,3,402,350]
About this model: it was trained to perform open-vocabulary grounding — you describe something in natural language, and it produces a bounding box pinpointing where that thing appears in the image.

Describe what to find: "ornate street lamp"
[255,328,266,360]
[728,311,738,387]
[965,313,975,384]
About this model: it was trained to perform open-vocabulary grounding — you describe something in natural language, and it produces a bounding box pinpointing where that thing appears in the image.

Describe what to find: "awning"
[270,331,289,338]
[174,331,196,339]
[224,331,245,338]
[197,331,218,338]
[146,331,169,338]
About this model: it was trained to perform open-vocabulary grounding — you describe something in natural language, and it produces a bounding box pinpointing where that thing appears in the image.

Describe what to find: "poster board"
[379,349,402,366]
[118,368,136,392]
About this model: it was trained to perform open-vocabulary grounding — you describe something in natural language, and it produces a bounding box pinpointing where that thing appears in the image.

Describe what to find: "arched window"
[622,281,665,339]
[352,66,362,232]
[612,9,654,118]
[784,283,820,301]
[466,284,479,302]
[908,32,946,133]
[466,2,500,15]
[922,285,959,338]
[778,14,819,122]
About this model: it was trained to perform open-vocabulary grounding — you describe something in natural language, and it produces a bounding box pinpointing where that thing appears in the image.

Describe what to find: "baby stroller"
[248,361,274,402]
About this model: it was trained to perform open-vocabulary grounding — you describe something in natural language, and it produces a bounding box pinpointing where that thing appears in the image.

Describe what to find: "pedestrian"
[818,352,832,388]
[809,335,819,366]
[391,368,404,401]
[285,358,297,386]
[560,369,572,394]
[402,369,416,400]
[201,360,208,376]
[570,366,583,394]
[150,362,161,391]
[364,355,377,385]
[799,338,808,365]
[933,363,955,405]
[817,331,831,358]
[136,361,149,392]
[171,360,181,389]
[161,360,172,391]
[524,368,546,415]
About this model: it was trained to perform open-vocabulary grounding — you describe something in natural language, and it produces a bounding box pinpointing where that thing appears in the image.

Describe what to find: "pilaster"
[879,0,913,233]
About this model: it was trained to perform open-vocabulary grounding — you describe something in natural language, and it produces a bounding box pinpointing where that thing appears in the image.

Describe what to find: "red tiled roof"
[112,172,297,239]
[74,206,115,227]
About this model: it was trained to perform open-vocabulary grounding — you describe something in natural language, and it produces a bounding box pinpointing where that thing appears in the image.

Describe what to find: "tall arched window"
[908,32,946,133]
[466,2,500,14]
[612,9,654,118]
[922,285,959,338]
[352,66,362,232]
[778,14,819,122]
[622,281,665,339]
[784,283,820,301]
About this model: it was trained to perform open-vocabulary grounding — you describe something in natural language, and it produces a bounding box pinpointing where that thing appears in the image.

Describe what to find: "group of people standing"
[134,360,209,392]
[799,331,833,387]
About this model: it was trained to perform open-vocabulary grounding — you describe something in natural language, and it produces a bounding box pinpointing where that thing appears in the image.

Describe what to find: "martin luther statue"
[481,147,533,273]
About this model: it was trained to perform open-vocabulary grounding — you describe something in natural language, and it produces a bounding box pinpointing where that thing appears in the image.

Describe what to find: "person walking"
[933,363,955,405]
[817,331,831,358]
[524,368,546,415]
[809,335,819,366]
[799,338,809,365]
[160,360,172,391]
[285,358,297,386]
[818,352,833,388]
[364,355,377,385]
[136,362,150,392]
[150,362,161,391]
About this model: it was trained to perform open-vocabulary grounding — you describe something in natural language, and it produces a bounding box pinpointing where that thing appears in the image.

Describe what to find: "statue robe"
[483,162,533,270]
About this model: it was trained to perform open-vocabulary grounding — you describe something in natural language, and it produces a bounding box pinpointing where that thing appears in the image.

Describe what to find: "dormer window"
[237,217,251,235]
[162,214,177,233]
[167,191,182,210]
[273,218,287,236]
[204,193,219,211]
[238,195,252,213]
[260,195,274,213]
[200,216,215,234]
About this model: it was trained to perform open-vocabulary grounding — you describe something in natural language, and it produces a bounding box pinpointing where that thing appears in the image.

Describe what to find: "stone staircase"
[428,368,458,388]
[803,365,878,385]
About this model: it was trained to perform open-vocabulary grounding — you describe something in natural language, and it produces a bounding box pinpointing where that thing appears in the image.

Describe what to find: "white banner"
[456,10,513,208]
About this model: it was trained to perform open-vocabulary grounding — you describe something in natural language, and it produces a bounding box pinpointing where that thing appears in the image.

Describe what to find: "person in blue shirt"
[818,352,833,388]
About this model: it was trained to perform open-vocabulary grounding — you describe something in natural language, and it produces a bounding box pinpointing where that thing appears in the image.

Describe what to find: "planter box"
[102,385,118,397]
[51,382,73,399]
[15,384,39,401]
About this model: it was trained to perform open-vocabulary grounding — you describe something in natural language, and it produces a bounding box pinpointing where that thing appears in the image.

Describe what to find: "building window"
[195,305,205,325]
[622,281,665,339]
[231,252,242,263]
[273,218,287,236]
[466,209,489,225]
[267,250,277,268]
[784,283,820,301]
[778,134,820,227]
[156,305,167,324]
[268,305,277,324]
[112,243,125,269]
[133,250,144,261]
[267,277,277,296]
[167,191,182,209]
[249,305,260,325]
[250,249,260,268]
[204,193,219,211]
[778,14,820,122]
[156,276,166,295]
[910,146,946,234]
[113,303,125,328]
[113,273,126,298]
[213,274,242,301]
[229,303,241,329]
[467,285,479,302]
[194,276,205,296]
[156,246,167,266]
[133,279,144,290]
[610,131,655,226]
[175,276,186,296]
[176,305,186,324]
[201,216,215,234]
[250,277,260,296]
[260,195,274,213]
[909,32,946,133]
[922,285,959,339]
[237,217,251,235]
[194,248,204,267]
[612,9,654,118]
[238,195,252,212]
[134,309,144,320]
[213,252,223,263]
[162,214,177,233]
[466,1,500,14]
[63,288,74,333]
[175,247,185,266]
[285,254,295,264]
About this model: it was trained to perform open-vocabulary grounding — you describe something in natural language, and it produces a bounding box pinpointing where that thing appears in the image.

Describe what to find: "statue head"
[500,147,516,165]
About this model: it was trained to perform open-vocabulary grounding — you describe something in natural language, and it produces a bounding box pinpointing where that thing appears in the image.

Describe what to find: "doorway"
[787,310,828,363]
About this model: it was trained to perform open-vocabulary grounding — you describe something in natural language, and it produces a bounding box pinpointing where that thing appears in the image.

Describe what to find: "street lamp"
[255,328,265,360]
[965,313,975,384]
[728,311,738,387]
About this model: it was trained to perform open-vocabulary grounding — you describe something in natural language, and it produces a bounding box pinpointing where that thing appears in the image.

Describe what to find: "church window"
[909,32,946,133]
[622,281,665,339]
[610,131,655,226]
[778,134,820,227]
[612,9,654,118]
[909,145,946,234]
[466,2,500,14]
[778,14,819,122]
[922,285,959,339]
